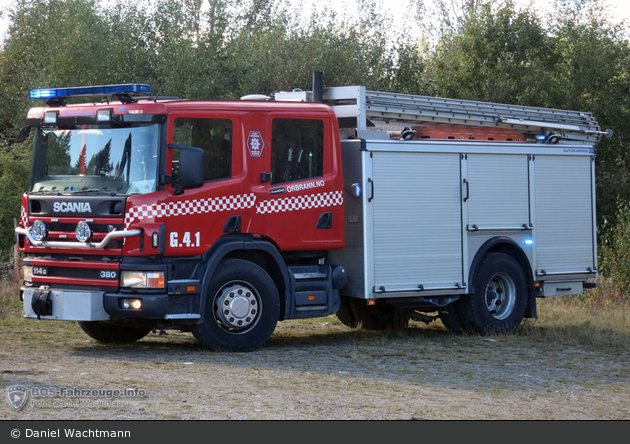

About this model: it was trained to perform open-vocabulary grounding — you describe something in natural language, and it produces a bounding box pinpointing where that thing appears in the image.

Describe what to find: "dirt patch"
[1,316,629,420]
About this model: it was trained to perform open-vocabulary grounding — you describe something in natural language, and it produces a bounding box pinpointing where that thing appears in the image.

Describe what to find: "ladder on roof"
[322,86,609,144]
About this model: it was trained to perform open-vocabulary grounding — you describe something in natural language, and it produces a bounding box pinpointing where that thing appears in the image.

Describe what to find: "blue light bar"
[30,84,151,100]
[30,88,65,99]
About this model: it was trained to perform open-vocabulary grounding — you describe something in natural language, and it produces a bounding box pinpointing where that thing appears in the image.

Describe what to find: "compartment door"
[466,154,530,230]
[370,151,464,293]
[534,155,595,274]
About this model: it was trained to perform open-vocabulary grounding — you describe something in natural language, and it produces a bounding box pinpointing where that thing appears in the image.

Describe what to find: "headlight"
[30,220,47,242]
[23,265,33,282]
[121,271,165,288]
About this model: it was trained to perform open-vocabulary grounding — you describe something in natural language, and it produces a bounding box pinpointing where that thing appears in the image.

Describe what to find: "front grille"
[48,223,124,233]
[45,267,118,280]
[30,254,121,262]
[28,255,121,282]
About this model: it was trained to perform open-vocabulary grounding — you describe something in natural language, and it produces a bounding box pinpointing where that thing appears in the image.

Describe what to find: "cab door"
[164,111,244,256]
[259,113,343,252]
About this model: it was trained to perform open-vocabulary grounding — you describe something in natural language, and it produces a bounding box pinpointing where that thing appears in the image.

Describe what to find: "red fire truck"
[15,74,609,351]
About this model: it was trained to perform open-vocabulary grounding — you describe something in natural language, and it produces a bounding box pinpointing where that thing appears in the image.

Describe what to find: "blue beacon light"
[30,84,151,100]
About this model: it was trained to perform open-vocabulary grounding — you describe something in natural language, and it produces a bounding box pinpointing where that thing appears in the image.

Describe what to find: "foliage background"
[1,0,629,295]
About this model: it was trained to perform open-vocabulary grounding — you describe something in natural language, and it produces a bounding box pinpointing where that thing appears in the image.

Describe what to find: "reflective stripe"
[256,191,343,214]
[125,194,256,227]
[21,206,28,228]
[125,190,344,227]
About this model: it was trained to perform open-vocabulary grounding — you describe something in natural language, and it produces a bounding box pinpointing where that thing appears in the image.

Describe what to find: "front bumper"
[23,287,110,321]
[22,287,200,322]
[103,292,169,319]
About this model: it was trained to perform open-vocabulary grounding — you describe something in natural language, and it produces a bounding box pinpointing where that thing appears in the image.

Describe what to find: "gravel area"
[1,317,629,420]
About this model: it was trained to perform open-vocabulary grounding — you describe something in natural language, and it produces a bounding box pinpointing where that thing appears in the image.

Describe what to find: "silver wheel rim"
[213,281,261,334]
[484,272,516,320]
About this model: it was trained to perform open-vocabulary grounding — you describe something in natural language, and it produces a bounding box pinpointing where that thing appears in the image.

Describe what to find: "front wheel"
[193,259,280,352]
[460,253,527,334]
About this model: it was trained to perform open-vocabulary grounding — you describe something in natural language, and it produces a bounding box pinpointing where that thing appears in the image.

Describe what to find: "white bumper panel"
[23,287,111,321]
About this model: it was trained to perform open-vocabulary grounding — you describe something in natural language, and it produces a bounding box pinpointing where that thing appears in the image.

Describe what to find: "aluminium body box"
[324,86,599,302]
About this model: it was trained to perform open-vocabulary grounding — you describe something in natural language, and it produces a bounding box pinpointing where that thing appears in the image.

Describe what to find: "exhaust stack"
[312,72,323,103]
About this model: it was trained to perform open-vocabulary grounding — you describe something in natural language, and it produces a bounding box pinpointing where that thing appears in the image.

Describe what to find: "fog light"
[30,220,47,242]
[75,220,92,242]
[121,298,142,310]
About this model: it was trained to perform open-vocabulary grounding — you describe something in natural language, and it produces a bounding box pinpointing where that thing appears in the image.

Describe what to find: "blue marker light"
[523,239,533,246]
[536,135,546,142]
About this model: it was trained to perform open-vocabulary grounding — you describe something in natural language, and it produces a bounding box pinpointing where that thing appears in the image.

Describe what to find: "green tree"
[412,0,630,234]
[415,0,558,105]
[226,0,400,96]
[548,0,630,231]
[2,0,627,261]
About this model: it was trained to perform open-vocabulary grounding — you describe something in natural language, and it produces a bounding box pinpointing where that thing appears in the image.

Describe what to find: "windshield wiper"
[29,190,62,196]
[69,189,116,196]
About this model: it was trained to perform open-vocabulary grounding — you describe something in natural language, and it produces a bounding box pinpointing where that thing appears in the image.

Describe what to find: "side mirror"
[168,143,204,193]
[17,126,31,143]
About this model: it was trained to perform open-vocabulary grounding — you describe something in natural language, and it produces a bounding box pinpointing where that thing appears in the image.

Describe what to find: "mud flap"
[525,288,538,319]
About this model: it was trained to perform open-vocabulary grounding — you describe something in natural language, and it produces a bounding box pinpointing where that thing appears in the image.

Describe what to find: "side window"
[271,119,324,185]
[173,118,232,182]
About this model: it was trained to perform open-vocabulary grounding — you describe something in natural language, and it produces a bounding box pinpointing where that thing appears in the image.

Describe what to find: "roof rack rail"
[322,86,610,144]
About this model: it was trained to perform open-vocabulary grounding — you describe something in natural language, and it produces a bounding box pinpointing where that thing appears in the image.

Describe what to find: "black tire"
[77,321,152,344]
[460,252,527,334]
[193,259,280,352]
[336,296,359,328]
[438,301,467,334]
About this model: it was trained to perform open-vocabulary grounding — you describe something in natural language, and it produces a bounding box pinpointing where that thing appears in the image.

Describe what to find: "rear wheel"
[78,321,152,344]
[193,259,280,352]
[460,252,527,334]
[438,301,466,334]
[336,296,359,328]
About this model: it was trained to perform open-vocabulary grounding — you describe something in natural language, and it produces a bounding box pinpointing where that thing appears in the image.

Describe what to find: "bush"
[599,198,630,301]
[0,272,21,318]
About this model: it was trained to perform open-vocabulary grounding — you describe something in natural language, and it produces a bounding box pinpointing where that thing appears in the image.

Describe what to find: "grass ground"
[1,274,628,420]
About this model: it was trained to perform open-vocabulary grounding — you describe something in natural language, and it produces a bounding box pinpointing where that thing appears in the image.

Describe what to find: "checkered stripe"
[125,194,256,227]
[21,206,28,228]
[256,191,343,214]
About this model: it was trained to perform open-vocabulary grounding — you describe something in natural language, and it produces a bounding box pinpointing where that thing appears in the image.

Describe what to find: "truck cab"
[17,84,347,351]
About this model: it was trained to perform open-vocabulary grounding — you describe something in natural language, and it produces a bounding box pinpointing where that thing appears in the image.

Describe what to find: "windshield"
[30,124,160,195]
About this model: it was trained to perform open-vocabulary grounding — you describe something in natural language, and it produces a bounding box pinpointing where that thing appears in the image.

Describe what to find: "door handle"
[368,178,374,202]
[463,179,469,202]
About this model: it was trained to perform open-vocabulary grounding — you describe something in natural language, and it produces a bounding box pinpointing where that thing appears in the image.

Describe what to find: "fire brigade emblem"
[6,385,28,411]
[247,130,265,158]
